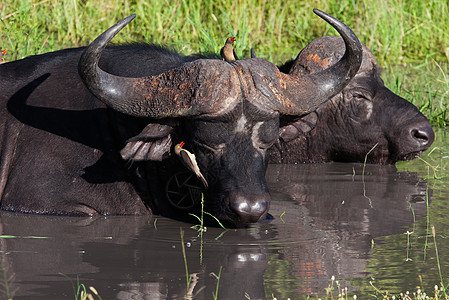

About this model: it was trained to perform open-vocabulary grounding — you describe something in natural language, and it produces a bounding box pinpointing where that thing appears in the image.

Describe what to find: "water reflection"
[0,162,429,299]
[265,163,428,296]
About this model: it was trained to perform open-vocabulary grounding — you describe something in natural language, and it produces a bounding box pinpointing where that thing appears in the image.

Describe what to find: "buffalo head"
[272,36,434,164]
[79,10,363,225]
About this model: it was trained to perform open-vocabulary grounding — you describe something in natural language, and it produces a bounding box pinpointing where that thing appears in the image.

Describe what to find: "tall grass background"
[1,0,448,124]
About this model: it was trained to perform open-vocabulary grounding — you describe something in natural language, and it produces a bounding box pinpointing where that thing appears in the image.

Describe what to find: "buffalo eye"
[348,89,372,102]
[346,78,377,102]
[347,92,374,121]
[352,93,366,101]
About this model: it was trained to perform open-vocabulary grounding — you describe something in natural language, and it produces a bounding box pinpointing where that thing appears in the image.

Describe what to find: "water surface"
[0,129,448,299]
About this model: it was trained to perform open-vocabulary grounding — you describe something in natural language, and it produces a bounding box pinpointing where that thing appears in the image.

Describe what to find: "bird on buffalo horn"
[220,37,238,62]
[174,142,208,187]
[0,49,5,64]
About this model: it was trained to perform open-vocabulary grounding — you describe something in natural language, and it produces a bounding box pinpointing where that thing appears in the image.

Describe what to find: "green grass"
[1,0,448,124]
[383,61,449,127]
[1,0,448,64]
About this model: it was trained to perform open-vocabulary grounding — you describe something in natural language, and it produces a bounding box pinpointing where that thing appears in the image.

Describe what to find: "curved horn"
[80,10,361,118]
[262,9,363,115]
[79,15,138,114]
[79,15,239,118]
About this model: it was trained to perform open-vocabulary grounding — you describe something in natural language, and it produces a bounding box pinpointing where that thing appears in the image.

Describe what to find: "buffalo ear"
[279,112,318,142]
[121,123,174,161]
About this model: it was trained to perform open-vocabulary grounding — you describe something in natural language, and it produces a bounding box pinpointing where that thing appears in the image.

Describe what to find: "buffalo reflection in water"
[0,163,428,299]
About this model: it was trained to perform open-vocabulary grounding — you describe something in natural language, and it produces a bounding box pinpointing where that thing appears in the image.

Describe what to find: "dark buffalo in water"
[270,36,434,164]
[0,10,362,225]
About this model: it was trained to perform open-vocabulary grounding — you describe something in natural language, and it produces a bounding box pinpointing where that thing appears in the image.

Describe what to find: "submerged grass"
[180,227,223,299]
[0,256,13,300]
[179,228,193,298]
[189,194,226,231]
[211,266,223,300]
[59,273,102,300]
[1,0,448,124]
[294,276,449,299]
[432,225,446,296]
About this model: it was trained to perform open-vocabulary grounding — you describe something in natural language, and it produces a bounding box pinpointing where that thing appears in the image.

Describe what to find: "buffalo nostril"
[411,129,428,141]
[230,195,269,223]
[410,125,434,148]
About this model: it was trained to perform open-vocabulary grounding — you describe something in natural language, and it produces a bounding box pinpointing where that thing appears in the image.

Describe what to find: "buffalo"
[0,10,363,226]
[269,36,434,164]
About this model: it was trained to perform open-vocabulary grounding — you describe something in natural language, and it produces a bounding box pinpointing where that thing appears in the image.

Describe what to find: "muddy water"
[0,129,448,300]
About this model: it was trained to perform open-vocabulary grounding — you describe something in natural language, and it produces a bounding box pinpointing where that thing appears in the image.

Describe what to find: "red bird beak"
[230,37,236,42]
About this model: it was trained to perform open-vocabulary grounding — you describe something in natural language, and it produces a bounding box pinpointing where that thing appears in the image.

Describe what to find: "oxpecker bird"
[0,49,5,64]
[220,37,238,62]
[174,142,208,187]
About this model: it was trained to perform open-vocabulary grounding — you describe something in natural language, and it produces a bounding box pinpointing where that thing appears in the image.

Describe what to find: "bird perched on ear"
[220,37,238,62]
[174,142,208,187]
